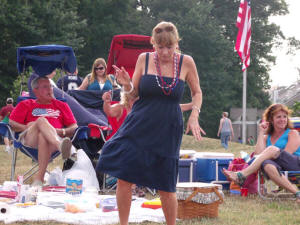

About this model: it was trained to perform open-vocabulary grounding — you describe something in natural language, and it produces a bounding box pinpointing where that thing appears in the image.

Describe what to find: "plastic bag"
[47,167,64,186]
[62,149,100,191]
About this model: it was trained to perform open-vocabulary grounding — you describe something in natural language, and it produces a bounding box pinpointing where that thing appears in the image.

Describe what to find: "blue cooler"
[195,152,234,189]
[178,159,197,182]
[178,150,197,182]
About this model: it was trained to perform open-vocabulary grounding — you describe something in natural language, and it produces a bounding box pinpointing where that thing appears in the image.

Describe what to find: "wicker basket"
[177,183,223,219]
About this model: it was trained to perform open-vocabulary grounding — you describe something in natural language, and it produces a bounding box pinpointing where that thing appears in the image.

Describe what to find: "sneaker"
[60,137,72,160]
[5,146,13,154]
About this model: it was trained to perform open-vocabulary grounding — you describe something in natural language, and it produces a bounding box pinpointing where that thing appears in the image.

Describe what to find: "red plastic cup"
[241,188,248,197]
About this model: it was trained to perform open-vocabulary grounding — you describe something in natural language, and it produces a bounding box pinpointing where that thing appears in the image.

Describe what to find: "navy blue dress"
[96,53,185,192]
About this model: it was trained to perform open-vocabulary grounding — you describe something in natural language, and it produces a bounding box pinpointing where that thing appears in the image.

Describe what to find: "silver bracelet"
[192,105,201,114]
[122,82,134,94]
[62,128,66,137]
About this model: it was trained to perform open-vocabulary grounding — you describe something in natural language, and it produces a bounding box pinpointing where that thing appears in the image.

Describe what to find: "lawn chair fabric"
[17,45,76,76]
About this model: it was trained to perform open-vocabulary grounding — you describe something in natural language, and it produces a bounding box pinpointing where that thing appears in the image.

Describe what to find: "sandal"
[222,169,246,187]
[236,172,246,187]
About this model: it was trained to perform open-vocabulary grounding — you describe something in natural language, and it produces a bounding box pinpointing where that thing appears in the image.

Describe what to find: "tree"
[290,102,300,117]
[133,0,290,136]
[0,0,86,105]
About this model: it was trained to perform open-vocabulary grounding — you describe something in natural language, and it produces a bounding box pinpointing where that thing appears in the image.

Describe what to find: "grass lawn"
[1,135,300,225]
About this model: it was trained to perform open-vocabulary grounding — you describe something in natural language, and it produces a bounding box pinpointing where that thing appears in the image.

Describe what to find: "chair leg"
[146,187,156,196]
[10,147,18,181]
[23,164,39,183]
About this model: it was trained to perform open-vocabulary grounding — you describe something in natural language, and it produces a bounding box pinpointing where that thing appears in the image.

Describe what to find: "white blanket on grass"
[0,195,165,225]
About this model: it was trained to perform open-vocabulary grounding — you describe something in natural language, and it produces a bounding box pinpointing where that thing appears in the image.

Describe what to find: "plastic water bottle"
[240,151,250,163]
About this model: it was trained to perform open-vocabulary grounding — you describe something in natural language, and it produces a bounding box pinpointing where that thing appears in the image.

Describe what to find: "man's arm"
[9,119,28,132]
[56,123,78,138]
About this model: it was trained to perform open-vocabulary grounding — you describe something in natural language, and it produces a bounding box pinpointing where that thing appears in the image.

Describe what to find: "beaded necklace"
[154,52,180,95]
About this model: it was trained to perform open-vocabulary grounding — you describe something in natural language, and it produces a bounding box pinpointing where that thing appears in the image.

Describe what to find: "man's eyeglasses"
[154,26,174,34]
[95,67,104,71]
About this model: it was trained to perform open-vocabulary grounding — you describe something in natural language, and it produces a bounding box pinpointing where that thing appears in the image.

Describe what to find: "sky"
[268,0,300,87]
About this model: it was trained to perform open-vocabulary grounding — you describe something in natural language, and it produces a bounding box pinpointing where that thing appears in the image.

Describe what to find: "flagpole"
[242,68,247,144]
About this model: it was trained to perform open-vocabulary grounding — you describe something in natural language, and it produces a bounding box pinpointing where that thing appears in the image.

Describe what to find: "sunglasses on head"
[154,26,174,34]
[95,67,104,71]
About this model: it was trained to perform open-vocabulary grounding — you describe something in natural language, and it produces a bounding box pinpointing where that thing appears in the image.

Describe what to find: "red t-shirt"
[106,107,127,140]
[10,99,76,129]
[0,105,14,118]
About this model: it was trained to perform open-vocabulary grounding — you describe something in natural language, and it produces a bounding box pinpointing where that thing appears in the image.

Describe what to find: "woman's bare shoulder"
[289,129,300,138]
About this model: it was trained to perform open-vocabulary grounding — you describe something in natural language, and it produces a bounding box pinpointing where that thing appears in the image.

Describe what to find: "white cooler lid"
[176,182,222,189]
[180,149,196,156]
[195,152,234,159]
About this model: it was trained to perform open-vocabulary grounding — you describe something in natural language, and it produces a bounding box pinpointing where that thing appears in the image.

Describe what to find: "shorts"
[2,130,11,139]
[18,129,31,148]
[261,150,300,178]
[18,128,76,153]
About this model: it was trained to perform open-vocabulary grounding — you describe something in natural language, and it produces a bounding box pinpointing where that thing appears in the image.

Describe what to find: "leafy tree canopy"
[1,0,296,137]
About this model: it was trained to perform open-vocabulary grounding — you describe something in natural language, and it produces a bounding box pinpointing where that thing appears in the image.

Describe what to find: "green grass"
[1,135,299,225]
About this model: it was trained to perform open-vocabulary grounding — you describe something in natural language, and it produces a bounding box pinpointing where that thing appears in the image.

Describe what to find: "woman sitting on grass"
[223,103,300,201]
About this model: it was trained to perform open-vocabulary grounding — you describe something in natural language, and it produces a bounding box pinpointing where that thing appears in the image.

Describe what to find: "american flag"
[32,108,60,118]
[235,0,251,71]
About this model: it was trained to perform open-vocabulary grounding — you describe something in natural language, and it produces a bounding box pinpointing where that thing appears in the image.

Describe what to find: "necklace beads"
[154,52,180,95]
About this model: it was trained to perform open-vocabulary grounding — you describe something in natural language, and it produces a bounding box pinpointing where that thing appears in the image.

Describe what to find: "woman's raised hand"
[185,117,206,141]
[259,120,269,134]
[112,65,130,86]
[102,91,112,103]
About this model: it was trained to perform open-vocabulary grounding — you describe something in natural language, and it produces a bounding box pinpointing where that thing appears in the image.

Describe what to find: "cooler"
[178,150,197,182]
[178,159,197,182]
[195,152,234,189]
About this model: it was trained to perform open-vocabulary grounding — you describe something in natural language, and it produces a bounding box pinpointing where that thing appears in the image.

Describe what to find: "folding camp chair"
[258,121,300,200]
[1,45,86,183]
[0,122,88,183]
[257,170,300,200]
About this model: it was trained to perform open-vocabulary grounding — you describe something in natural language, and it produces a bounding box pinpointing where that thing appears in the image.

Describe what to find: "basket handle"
[184,188,201,203]
[183,187,223,204]
[212,187,223,204]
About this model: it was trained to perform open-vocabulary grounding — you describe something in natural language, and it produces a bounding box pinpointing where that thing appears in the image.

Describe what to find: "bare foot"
[222,169,239,183]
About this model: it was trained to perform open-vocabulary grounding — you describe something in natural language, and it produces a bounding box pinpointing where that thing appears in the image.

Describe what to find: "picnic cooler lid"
[195,152,234,159]
[176,182,224,204]
[180,149,197,159]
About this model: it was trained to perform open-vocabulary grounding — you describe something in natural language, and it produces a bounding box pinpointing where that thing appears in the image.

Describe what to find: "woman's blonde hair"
[150,21,180,46]
[262,103,293,135]
[120,92,138,110]
[90,58,107,83]
[223,112,228,117]
[120,92,130,109]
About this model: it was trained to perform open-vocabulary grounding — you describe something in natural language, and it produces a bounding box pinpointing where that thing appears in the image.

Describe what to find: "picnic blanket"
[0,195,165,224]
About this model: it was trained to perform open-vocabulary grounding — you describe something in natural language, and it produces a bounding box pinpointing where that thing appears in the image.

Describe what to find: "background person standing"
[56,68,83,92]
[217,112,234,149]
[0,97,15,152]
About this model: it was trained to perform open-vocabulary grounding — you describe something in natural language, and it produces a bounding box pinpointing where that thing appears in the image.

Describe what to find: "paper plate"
[41,201,65,209]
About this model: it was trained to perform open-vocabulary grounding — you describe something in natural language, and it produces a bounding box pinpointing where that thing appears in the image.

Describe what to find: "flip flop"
[222,169,246,186]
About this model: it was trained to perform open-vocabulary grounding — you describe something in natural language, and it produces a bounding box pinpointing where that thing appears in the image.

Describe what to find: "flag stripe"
[235,0,251,71]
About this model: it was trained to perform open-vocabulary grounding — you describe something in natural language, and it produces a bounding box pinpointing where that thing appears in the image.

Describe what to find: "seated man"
[9,76,78,185]
[56,67,83,92]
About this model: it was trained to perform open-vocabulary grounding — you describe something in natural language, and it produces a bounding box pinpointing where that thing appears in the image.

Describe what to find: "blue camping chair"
[2,45,85,182]
[0,122,88,182]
